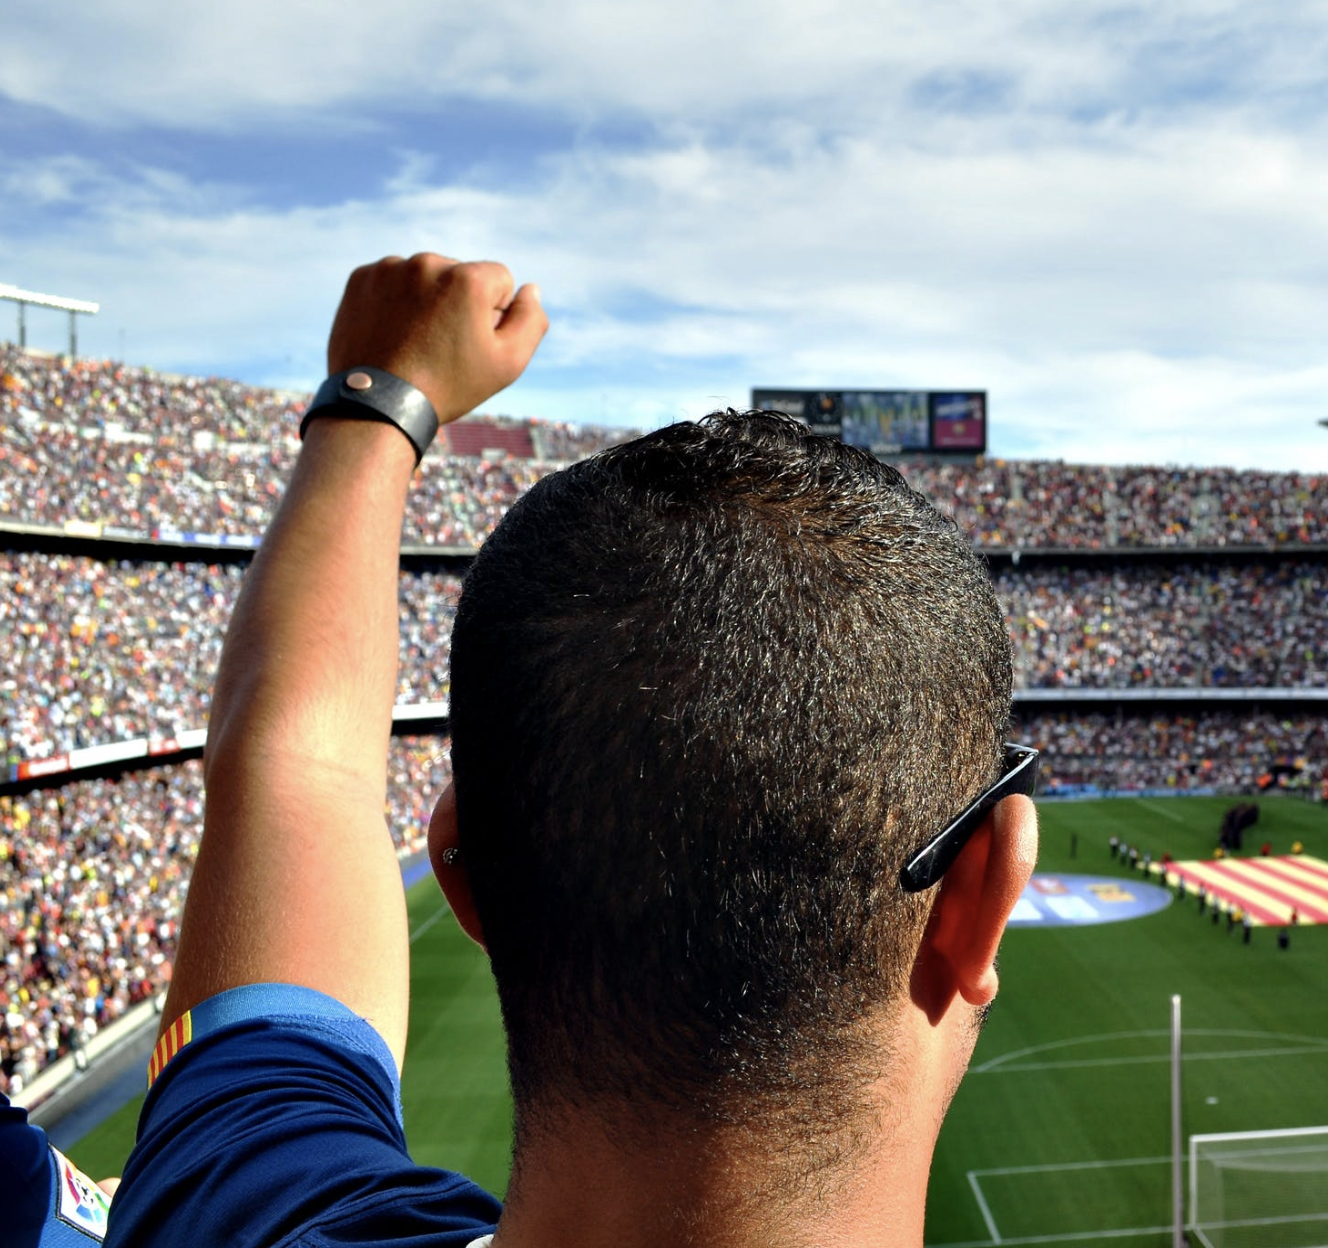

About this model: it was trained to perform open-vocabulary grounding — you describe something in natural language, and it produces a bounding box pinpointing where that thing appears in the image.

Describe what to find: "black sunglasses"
[898,743,1039,893]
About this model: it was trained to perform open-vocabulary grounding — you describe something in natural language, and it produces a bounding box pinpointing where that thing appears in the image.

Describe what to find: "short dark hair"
[449,410,1010,1137]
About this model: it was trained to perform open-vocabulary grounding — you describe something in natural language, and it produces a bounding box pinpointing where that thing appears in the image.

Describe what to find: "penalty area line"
[966,1171,1002,1243]
[971,1154,1169,1178]
[928,1225,1173,1247]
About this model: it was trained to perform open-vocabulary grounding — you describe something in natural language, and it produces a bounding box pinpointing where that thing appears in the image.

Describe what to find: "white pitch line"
[984,1042,1328,1074]
[975,1027,1328,1073]
[1135,798,1188,824]
[971,1154,1169,1178]
[976,1029,1162,1072]
[1201,1211,1328,1231]
[928,1224,1173,1247]
[966,1171,1002,1244]
[409,903,451,944]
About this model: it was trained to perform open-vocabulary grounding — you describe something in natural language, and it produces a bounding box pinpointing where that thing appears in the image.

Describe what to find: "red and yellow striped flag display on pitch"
[1155,855,1328,926]
[147,1012,193,1088]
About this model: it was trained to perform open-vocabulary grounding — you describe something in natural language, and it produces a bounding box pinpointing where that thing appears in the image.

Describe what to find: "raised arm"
[159,255,547,1070]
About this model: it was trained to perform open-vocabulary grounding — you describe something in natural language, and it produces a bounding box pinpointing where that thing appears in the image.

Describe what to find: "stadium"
[1,340,1326,1248]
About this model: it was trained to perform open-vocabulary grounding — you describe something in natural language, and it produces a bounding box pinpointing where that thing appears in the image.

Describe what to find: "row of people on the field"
[1195,888,1256,941]
[1105,835,1304,946]
[3,550,1325,763]
[5,346,1328,549]
[0,737,450,1097]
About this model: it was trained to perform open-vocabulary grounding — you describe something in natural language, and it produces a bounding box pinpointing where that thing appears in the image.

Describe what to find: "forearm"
[205,418,415,789]
[166,419,416,1055]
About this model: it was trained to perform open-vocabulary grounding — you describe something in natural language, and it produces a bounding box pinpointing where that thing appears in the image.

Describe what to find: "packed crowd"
[0,555,241,760]
[900,459,1328,549]
[3,552,1324,763]
[1,764,198,1096]
[4,346,1328,550]
[0,347,303,442]
[1,345,1324,1093]
[0,737,450,1096]
[1002,561,1328,689]
[0,347,624,546]
[1014,710,1327,795]
[0,552,463,762]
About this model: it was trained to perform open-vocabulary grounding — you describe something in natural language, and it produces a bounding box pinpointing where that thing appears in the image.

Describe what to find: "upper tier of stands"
[4,345,1326,550]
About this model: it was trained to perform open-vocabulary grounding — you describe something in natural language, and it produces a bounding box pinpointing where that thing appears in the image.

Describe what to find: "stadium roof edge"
[2,521,1326,566]
[1013,687,1328,703]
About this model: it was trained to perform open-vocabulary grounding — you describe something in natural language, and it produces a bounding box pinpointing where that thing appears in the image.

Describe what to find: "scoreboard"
[751,389,987,457]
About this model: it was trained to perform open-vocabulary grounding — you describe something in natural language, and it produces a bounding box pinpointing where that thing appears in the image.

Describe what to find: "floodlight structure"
[0,283,100,358]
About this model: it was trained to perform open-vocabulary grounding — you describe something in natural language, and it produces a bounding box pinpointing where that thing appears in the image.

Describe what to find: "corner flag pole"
[1171,993,1184,1248]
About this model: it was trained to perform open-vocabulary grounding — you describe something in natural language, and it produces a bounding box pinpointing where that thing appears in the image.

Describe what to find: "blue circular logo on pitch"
[1008,874,1173,927]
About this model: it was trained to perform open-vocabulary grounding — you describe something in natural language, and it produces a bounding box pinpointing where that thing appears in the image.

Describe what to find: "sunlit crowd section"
[4,346,1327,550]
[0,347,631,547]
[1002,561,1328,690]
[3,552,1325,765]
[0,348,304,441]
[901,459,1328,549]
[0,555,241,761]
[1,764,197,1096]
[0,552,463,763]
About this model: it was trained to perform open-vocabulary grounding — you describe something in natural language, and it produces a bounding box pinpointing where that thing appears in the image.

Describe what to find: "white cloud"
[6,0,1328,135]
[5,2,1328,470]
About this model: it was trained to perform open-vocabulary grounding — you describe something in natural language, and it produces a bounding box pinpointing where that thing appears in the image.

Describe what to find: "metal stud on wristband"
[299,367,440,465]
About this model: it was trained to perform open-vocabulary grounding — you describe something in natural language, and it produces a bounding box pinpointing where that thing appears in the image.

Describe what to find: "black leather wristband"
[299,368,439,465]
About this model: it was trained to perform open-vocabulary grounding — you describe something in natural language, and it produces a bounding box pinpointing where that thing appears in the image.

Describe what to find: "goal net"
[1189,1127,1328,1248]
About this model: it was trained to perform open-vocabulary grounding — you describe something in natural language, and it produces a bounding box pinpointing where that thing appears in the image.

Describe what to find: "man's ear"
[428,783,486,950]
[911,794,1038,1024]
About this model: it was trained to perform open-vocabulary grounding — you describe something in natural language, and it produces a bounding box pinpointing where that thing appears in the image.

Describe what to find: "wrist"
[296,412,421,489]
[300,367,439,464]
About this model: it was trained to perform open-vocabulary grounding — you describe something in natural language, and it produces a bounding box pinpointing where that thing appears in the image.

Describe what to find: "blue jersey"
[2,1092,112,1245]
[104,984,502,1247]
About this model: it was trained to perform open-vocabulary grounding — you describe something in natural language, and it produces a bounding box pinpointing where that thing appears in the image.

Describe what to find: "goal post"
[1189,1126,1328,1248]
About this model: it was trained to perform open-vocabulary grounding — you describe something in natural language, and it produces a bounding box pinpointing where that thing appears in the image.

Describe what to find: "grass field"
[68,794,1328,1245]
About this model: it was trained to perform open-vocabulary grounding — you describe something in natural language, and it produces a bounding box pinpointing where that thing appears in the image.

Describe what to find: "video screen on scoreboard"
[929,391,986,450]
[752,388,987,455]
[841,391,930,455]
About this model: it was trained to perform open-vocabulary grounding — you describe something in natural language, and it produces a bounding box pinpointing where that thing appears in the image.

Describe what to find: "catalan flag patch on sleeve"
[147,1011,193,1088]
[137,983,403,1111]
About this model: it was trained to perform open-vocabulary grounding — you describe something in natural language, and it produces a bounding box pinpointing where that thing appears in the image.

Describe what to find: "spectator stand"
[1,344,1326,1100]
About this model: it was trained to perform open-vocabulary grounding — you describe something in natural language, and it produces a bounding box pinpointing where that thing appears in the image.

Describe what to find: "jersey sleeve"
[104,984,502,1248]
[2,1095,112,1246]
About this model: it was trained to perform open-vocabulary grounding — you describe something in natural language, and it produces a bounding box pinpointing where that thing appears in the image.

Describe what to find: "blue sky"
[4,1,1328,469]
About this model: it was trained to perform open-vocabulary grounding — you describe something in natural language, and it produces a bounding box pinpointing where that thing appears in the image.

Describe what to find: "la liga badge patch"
[51,1146,112,1239]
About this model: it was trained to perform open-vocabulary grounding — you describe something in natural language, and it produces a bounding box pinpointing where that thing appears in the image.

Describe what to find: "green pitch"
[69,796,1328,1246]
[929,794,1328,1247]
